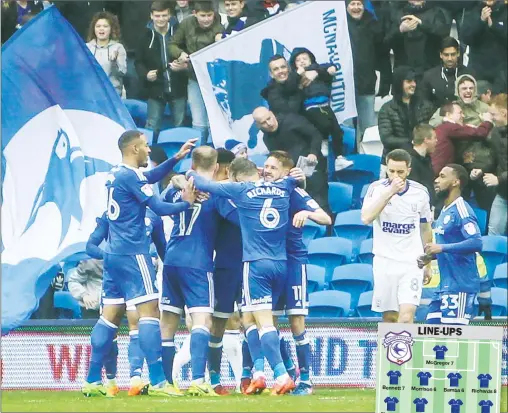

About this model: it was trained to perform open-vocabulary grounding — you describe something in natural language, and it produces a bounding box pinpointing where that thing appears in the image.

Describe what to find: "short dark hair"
[269,54,286,65]
[217,148,235,165]
[193,1,214,13]
[151,1,172,13]
[446,163,469,190]
[229,157,258,179]
[440,102,458,117]
[440,36,460,53]
[268,150,294,169]
[191,145,217,171]
[386,149,411,166]
[149,145,168,165]
[118,130,142,152]
[413,124,435,146]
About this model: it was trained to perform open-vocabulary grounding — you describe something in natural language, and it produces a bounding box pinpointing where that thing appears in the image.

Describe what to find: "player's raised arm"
[86,212,108,260]
[143,138,197,184]
[361,178,404,225]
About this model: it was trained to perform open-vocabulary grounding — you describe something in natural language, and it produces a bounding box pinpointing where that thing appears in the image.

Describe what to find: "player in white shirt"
[361,149,433,323]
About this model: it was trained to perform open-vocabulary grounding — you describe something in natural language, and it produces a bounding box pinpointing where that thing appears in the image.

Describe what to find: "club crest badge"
[383,331,414,365]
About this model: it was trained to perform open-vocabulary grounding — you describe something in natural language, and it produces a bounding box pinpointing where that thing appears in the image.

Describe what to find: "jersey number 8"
[260,199,280,229]
[107,188,120,221]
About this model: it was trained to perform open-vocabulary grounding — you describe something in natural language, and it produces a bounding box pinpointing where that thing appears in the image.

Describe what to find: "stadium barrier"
[1,319,506,390]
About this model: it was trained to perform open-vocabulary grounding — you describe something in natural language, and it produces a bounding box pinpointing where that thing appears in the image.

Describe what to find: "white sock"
[172,335,192,385]
[276,373,289,385]
[130,375,142,386]
[223,330,243,389]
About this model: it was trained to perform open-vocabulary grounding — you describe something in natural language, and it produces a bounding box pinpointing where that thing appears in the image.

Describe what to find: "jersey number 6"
[260,199,280,229]
[107,188,120,221]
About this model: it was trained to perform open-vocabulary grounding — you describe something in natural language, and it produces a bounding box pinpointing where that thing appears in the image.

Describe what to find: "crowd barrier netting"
[1,320,506,390]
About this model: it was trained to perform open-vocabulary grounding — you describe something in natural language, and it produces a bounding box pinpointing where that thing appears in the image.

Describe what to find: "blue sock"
[191,325,210,381]
[260,326,286,379]
[242,339,253,378]
[246,325,264,373]
[278,333,295,371]
[161,338,176,384]
[138,317,165,386]
[104,338,118,380]
[128,330,144,378]
[208,335,223,386]
[86,317,117,383]
[294,332,311,382]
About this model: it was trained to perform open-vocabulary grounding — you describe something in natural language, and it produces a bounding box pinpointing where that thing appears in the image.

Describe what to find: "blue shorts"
[213,266,242,318]
[102,253,158,307]
[161,265,214,314]
[273,259,309,316]
[241,259,287,313]
[426,292,476,325]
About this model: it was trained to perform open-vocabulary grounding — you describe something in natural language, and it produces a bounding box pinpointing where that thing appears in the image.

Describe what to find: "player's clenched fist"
[292,210,311,228]
[389,177,405,195]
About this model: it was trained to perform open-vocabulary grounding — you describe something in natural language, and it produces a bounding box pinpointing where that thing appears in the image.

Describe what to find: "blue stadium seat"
[137,127,154,146]
[123,99,148,127]
[334,154,381,203]
[308,290,351,317]
[342,125,356,156]
[490,287,508,316]
[329,264,373,309]
[355,291,381,318]
[306,264,326,293]
[493,263,508,289]
[328,182,353,214]
[54,291,82,319]
[157,127,203,159]
[481,236,508,280]
[302,220,327,248]
[472,207,488,235]
[176,157,192,173]
[358,238,373,265]
[250,154,267,168]
[333,209,373,257]
[308,237,353,283]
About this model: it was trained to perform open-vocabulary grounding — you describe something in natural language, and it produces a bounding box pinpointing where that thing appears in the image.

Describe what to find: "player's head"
[434,163,469,200]
[412,124,437,154]
[191,145,218,173]
[253,106,279,132]
[215,148,235,181]
[386,149,411,182]
[263,150,294,182]
[229,157,259,182]
[118,130,151,168]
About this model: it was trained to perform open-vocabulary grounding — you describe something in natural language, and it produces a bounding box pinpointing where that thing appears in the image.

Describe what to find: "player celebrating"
[264,151,331,395]
[82,131,196,397]
[188,158,304,395]
[361,149,433,323]
[421,164,483,325]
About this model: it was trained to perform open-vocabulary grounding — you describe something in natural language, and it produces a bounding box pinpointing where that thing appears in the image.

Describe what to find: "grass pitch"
[2,388,506,412]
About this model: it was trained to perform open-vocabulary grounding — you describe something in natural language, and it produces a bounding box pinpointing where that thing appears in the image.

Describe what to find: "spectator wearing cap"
[477,80,493,104]
[420,37,476,110]
[378,66,435,165]
[224,139,248,158]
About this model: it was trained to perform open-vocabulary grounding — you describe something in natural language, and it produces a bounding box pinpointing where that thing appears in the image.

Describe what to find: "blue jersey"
[214,198,242,270]
[384,397,399,412]
[105,164,154,255]
[449,399,463,413]
[447,373,462,387]
[479,400,493,413]
[433,197,482,293]
[163,186,234,271]
[478,374,492,388]
[287,187,320,262]
[190,172,298,262]
[417,371,432,386]
[413,398,428,413]
[387,370,401,385]
[433,345,448,360]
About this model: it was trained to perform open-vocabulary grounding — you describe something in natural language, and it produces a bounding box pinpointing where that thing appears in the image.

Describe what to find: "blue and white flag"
[1,7,135,333]
[191,1,356,154]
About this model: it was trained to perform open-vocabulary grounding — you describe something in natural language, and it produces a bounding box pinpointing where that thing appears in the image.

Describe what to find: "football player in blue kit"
[82,130,196,397]
[419,164,483,325]
[188,157,305,395]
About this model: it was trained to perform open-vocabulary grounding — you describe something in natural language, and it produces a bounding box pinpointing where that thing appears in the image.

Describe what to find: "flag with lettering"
[191,0,356,154]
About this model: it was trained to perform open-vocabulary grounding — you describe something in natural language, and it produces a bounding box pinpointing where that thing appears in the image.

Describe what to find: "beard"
[435,187,451,201]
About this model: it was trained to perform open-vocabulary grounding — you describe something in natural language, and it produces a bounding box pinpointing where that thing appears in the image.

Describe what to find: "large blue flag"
[1,6,135,334]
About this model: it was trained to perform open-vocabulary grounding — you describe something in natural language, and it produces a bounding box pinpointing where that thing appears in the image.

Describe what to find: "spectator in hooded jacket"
[378,66,435,166]
[346,0,388,142]
[462,0,507,84]
[420,37,476,110]
[136,1,188,143]
[86,12,127,97]
[384,0,451,79]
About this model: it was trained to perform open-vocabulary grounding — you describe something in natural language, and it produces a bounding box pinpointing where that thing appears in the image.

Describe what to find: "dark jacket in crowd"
[1,0,43,43]
[493,70,507,95]
[135,20,187,100]
[420,64,475,110]
[261,72,304,115]
[222,15,258,38]
[490,125,508,200]
[378,66,436,163]
[462,1,508,84]
[385,2,451,77]
[117,1,152,54]
[408,148,436,205]
[347,9,387,96]
[54,1,108,40]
